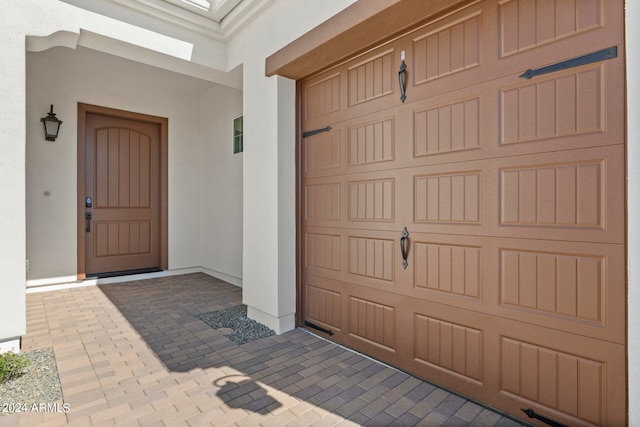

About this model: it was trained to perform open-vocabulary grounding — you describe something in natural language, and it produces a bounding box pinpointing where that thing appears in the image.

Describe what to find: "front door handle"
[400,227,409,269]
[85,212,92,233]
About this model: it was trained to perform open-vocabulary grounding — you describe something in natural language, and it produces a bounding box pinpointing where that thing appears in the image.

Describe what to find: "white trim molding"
[0,338,21,354]
[26,267,241,293]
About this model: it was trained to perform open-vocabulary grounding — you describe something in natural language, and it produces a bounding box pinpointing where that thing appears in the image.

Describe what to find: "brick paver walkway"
[0,273,526,426]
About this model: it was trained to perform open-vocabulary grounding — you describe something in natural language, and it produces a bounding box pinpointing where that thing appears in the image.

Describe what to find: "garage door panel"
[405,235,610,342]
[348,235,396,284]
[406,146,623,243]
[495,324,626,426]
[500,162,604,229]
[406,60,623,170]
[408,161,492,238]
[406,300,496,397]
[500,248,605,322]
[498,0,605,59]
[304,180,342,223]
[302,50,405,132]
[300,0,625,423]
[347,115,396,168]
[403,0,622,104]
[413,240,482,300]
[406,301,625,426]
[304,231,342,277]
[413,94,483,158]
[305,226,387,286]
[348,294,397,353]
[304,227,404,290]
[397,145,624,243]
[495,241,625,344]
[498,60,625,150]
[413,169,482,225]
[405,1,495,100]
[305,169,412,230]
[411,8,483,86]
[303,128,341,174]
[413,311,484,384]
[500,64,605,145]
[302,71,343,126]
[495,145,623,243]
[304,276,406,362]
[303,112,405,180]
[344,112,413,175]
[304,281,343,334]
[498,336,608,426]
[348,177,396,223]
[347,48,396,107]
[405,230,624,343]
[497,0,623,66]
[408,233,488,304]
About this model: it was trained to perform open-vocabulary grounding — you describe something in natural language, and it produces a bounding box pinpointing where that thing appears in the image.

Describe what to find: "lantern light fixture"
[40,104,63,141]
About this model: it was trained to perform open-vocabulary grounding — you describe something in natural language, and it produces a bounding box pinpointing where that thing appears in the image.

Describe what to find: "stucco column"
[242,61,296,334]
[0,24,27,351]
[627,2,639,424]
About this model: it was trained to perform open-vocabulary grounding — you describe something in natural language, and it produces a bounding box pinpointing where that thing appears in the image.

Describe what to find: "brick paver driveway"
[1,273,526,426]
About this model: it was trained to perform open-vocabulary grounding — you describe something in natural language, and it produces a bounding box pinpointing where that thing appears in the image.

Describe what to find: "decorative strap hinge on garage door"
[302,126,332,138]
[304,320,334,336]
[519,46,617,79]
[521,409,568,427]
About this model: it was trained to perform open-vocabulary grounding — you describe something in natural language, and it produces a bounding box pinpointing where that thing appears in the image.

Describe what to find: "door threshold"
[86,267,162,279]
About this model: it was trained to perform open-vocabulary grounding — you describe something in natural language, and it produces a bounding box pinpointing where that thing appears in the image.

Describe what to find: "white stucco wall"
[227,0,356,333]
[26,45,243,283]
[0,0,90,348]
[2,0,246,349]
[0,14,28,349]
[198,83,244,285]
[2,0,356,346]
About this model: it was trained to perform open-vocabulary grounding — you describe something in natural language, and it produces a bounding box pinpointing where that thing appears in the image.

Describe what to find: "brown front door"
[299,0,625,425]
[81,108,163,276]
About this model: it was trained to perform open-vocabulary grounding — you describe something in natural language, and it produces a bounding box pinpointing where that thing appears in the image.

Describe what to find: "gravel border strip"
[0,348,62,414]
[197,305,275,345]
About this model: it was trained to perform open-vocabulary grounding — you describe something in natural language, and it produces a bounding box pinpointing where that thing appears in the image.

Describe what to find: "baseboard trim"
[0,337,21,353]
[200,267,242,288]
[26,267,241,293]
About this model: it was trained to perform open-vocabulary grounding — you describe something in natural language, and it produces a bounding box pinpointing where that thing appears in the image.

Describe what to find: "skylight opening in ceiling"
[179,0,212,11]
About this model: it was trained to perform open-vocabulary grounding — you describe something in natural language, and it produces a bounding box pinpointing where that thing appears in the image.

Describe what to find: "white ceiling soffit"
[26,30,243,89]
[106,0,270,39]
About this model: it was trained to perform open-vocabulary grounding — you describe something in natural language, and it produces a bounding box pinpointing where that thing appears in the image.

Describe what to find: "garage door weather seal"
[519,46,617,79]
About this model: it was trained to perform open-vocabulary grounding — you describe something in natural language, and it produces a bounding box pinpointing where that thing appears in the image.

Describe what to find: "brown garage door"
[299,1,625,425]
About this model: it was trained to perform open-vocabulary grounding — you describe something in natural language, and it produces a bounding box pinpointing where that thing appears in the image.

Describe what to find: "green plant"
[0,352,30,383]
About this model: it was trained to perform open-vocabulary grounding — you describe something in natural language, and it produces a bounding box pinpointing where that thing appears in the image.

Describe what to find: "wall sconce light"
[40,104,63,141]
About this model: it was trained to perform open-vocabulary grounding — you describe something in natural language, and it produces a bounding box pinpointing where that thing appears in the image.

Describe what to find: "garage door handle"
[398,51,407,103]
[400,227,409,269]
